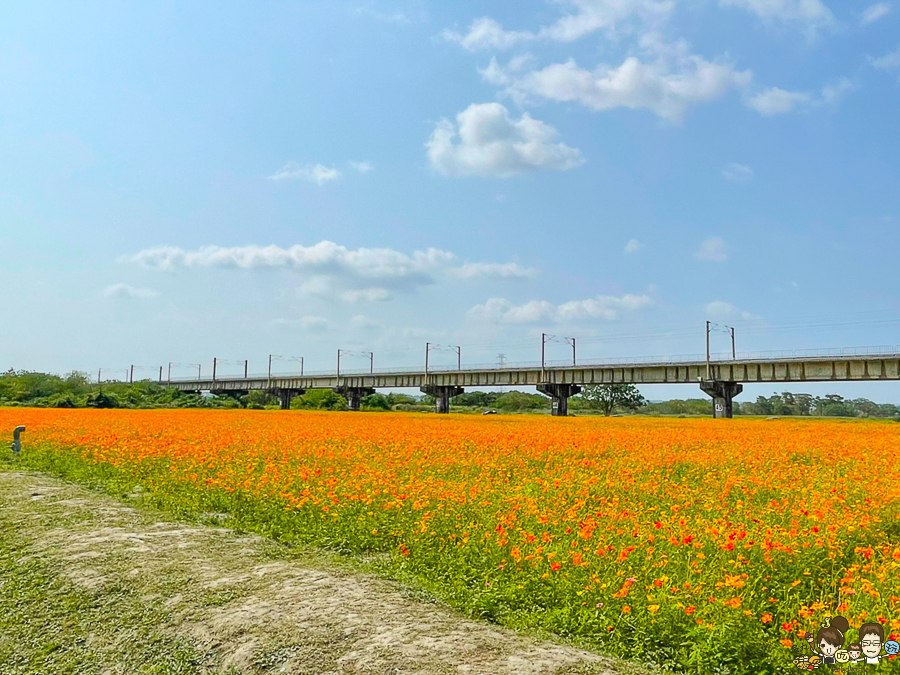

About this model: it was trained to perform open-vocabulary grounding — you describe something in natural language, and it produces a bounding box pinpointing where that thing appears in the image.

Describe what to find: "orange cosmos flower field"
[2,408,899,673]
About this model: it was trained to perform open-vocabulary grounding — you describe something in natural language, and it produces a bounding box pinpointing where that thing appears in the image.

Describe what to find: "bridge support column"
[334,386,375,411]
[420,385,464,414]
[700,380,743,418]
[273,388,305,410]
[537,383,582,417]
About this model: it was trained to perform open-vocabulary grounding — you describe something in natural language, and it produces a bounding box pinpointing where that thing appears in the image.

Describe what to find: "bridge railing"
[163,345,900,383]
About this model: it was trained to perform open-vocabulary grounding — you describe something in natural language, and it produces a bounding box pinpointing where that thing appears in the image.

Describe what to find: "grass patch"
[0,520,205,674]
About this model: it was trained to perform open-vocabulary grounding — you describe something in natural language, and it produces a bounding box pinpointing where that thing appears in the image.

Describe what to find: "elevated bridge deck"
[163,350,900,417]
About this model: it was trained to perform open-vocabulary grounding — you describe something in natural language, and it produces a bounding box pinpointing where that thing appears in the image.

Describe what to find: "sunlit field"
[3,408,898,673]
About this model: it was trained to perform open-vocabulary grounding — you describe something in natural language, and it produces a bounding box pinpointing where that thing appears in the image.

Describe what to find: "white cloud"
[356,7,410,24]
[722,162,754,182]
[705,300,735,318]
[705,300,762,321]
[860,2,891,25]
[426,102,584,177]
[468,293,653,324]
[745,78,851,115]
[870,46,900,72]
[101,283,158,300]
[479,54,537,87]
[441,17,534,51]
[124,241,537,303]
[537,0,674,42]
[340,288,392,303]
[719,0,834,32]
[349,160,374,173]
[819,77,854,103]
[442,1,674,51]
[451,262,539,279]
[624,239,643,253]
[745,87,812,115]
[349,314,383,330]
[271,316,333,332]
[126,242,449,275]
[268,162,341,185]
[695,236,728,262]
[495,48,752,122]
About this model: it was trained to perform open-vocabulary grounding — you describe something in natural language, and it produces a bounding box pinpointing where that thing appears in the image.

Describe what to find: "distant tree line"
[733,392,900,418]
[2,370,898,418]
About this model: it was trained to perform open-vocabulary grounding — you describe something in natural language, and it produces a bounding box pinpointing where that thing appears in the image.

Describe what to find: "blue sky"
[2,0,900,401]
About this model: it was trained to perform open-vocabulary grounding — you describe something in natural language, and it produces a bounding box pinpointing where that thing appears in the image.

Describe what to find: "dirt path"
[0,470,658,675]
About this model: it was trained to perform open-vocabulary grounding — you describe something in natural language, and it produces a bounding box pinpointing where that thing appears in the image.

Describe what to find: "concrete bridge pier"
[700,380,743,418]
[334,386,375,411]
[420,385,464,414]
[537,383,582,417]
[272,388,305,410]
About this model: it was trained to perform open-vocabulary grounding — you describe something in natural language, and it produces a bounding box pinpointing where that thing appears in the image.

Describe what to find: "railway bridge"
[164,349,900,418]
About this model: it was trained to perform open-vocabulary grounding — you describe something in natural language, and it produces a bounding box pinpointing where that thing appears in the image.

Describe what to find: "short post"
[12,426,25,455]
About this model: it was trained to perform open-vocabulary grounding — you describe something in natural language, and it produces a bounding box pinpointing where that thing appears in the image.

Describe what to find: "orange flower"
[7,409,900,675]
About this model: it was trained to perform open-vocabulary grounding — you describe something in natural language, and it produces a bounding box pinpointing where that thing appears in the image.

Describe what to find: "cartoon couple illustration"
[794,616,899,668]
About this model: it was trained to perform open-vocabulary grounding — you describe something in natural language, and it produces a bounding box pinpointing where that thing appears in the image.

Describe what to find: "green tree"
[795,393,813,416]
[494,391,547,411]
[580,384,646,416]
[243,390,277,409]
[455,391,501,408]
[362,393,392,410]
[291,390,348,411]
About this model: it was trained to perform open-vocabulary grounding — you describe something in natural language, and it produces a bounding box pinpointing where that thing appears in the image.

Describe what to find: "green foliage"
[2,367,899,419]
[369,393,423,412]
[291,389,348,411]
[86,391,120,408]
[578,384,646,416]
[735,392,899,418]
[362,393,392,411]
[454,391,502,407]
[639,399,713,416]
[243,390,278,409]
[0,370,250,410]
[494,391,548,411]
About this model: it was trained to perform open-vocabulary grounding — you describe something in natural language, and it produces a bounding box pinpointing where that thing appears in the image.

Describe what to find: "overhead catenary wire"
[152,310,900,380]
